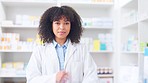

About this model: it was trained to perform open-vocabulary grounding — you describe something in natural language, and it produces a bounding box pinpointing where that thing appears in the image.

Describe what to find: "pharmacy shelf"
[84,26,113,29]
[139,16,148,22]
[139,52,144,54]
[0,69,26,78]
[121,0,138,8]
[1,0,113,8]
[0,50,32,52]
[61,2,114,8]
[98,74,114,78]
[122,21,138,29]
[119,0,144,82]
[1,25,38,29]
[1,0,56,7]
[121,51,139,54]
[0,74,25,78]
[90,51,113,53]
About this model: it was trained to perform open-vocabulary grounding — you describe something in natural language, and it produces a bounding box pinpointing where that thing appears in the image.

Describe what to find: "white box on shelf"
[119,66,139,83]
[99,78,113,83]
[1,20,13,26]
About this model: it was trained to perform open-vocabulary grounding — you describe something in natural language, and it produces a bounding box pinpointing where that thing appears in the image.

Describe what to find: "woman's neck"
[55,38,67,46]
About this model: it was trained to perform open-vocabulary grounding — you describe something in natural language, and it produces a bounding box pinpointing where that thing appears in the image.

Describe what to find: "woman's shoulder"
[33,43,53,51]
[74,42,88,49]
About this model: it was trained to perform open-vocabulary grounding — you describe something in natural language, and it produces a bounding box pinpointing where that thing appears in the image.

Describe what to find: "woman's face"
[52,17,71,42]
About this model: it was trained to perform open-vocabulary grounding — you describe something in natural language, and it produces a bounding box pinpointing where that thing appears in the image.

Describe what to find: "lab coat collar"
[47,41,77,70]
[46,43,60,71]
[52,39,69,49]
[64,41,77,69]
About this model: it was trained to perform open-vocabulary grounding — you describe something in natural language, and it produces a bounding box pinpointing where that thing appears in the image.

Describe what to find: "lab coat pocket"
[71,62,83,83]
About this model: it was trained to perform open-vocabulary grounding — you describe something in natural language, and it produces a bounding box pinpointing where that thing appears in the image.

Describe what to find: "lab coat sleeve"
[26,46,56,83]
[82,45,99,83]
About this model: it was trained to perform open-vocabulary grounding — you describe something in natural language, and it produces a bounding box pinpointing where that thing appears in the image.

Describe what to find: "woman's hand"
[56,71,69,83]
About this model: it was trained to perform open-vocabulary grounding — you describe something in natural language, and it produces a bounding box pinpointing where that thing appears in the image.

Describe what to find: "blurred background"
[0,0,148,83]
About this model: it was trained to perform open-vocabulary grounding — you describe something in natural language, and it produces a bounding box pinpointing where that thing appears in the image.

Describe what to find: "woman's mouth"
[58,32,66,35]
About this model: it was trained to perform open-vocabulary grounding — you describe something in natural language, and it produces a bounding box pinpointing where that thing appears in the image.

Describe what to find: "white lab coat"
[26,41,99,83]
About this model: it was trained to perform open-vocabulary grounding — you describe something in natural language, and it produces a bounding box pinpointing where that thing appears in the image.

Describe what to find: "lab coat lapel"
[64,42,76,68]
[48,43,60,71]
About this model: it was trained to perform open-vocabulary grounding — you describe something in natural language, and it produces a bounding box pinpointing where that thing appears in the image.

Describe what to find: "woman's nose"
[59,24,64,29]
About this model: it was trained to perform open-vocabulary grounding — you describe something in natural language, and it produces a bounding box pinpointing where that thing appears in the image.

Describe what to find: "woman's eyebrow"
[64,19,70,22]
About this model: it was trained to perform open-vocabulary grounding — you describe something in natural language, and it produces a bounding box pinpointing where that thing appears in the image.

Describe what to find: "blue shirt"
[53,40,69,70]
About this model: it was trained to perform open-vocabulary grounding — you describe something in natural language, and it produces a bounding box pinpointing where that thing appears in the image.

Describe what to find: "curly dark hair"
[38,5,83,44]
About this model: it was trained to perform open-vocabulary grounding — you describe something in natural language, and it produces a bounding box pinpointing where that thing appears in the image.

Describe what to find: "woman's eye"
[65,22,70,25]
[55,22,60,25]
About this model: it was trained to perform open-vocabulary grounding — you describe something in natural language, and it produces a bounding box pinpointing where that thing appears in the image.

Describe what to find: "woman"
[26,6,99,83]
